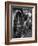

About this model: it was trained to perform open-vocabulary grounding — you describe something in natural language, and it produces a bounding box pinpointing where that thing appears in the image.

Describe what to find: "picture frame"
[5,1,37,45]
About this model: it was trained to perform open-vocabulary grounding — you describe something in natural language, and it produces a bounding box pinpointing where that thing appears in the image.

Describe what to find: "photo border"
[5,1,37,45]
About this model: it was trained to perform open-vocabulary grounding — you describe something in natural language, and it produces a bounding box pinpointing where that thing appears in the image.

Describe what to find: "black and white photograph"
[11,6,32,38]
[5,2,37,44]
